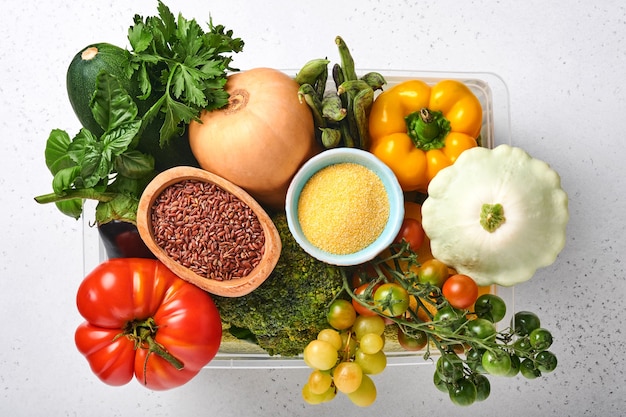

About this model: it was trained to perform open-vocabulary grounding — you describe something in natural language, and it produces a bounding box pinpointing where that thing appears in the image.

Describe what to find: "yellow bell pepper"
[368,79,483,192]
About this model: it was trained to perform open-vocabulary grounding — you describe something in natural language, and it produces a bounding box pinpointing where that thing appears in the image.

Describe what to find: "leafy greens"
[127,0,244,147]
[35,72,155,223]
[36,1,245,224]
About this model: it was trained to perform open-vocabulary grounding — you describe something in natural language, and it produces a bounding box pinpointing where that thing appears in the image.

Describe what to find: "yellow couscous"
[297,162,389,255]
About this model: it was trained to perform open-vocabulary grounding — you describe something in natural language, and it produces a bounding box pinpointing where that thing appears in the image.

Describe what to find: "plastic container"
[83,70,513,369]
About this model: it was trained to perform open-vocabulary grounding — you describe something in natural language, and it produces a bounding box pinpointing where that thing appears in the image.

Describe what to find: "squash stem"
[480,203,506,232]
[404,108,451,151]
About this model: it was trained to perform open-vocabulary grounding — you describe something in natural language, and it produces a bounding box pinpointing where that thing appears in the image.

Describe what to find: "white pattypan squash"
[421,144,569,287]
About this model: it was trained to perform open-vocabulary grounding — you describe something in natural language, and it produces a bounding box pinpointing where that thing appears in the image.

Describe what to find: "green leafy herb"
[127,0,244,147]
[35,72,155,224]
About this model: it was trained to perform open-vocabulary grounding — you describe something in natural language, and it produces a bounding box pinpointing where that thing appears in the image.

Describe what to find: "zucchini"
[66,43,199,171]
[66,43,136,136]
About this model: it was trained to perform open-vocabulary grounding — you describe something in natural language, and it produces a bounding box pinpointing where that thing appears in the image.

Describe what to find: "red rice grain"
[150,179,265,281]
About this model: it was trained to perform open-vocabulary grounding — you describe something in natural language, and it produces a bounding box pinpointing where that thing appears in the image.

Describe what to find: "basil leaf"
[52,166,80,195]
[44,129,72,174]
[55,199,84,220]
[91,71,139,133]
[101,120,142,159]
[115,150,155,179]
[95,193,139,224]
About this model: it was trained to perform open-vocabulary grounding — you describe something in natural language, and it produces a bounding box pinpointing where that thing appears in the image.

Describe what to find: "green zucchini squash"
[66,43,199,171]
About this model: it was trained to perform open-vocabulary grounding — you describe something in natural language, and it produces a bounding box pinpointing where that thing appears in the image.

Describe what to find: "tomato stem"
[124,317,184,385]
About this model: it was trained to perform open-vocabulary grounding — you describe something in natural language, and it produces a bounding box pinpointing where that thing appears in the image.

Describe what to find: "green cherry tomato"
[466,318,497,341]
[481,349,512,376]
[520,358,542,379]
[529,328,553,350]
[417,259,449,288]
[472,374,491,402]
[513,336,533,354]
[512,311,541,336]
[449,378,477,407]
[397,327,428,351]
[327,299,357,330]
[433,305,465,332]
[433,371,449,393]
[505,354,521,377]
[535,350,558,373]
[474,294,507,323]
[436,353,464,383]
[373,283,410,317]
[465,348,485,373]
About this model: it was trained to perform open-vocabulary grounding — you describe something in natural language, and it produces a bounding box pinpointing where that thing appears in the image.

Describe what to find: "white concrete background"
[1,0,624,416]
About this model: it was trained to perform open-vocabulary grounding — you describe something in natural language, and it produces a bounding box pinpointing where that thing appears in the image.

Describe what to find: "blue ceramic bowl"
[285,148,404,266]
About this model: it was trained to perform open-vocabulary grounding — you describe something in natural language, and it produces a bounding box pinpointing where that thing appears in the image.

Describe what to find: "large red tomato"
[75,258,222,390]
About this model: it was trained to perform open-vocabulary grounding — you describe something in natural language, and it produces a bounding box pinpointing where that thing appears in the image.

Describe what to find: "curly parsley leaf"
[127,0,244,147]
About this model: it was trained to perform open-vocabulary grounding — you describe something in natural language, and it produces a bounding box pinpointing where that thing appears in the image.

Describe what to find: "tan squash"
[188,67,321,209]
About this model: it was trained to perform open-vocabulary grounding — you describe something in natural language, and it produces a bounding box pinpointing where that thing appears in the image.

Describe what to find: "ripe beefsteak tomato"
[75,258,222,390]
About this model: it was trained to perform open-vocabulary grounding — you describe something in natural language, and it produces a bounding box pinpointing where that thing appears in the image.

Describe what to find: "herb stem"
[34,189,118,205]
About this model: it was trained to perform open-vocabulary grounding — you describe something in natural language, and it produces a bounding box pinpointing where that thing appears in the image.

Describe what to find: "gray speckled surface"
[2,0,625,415]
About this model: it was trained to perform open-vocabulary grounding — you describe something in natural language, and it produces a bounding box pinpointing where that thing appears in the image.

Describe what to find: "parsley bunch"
[127,0,244,147]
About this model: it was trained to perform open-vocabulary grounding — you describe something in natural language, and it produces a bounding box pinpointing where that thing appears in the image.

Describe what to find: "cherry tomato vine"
[342,242,558,406]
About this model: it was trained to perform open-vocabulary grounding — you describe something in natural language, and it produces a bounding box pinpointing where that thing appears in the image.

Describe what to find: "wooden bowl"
[137,166,281,297]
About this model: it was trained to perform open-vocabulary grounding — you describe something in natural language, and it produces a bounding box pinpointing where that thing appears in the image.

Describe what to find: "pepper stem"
[480,203,506,232]
[404,108,451,151]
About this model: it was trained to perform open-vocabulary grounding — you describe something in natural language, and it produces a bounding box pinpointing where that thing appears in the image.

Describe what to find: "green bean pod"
[314,66,328,99]
[298,84,325,131]
[339,119,355,148]
[337,79,371,97]
[335,36,357,82]
[295,59,330,87]
[338,80,372,147]
[322,91,347,122]
[320,127,343,148]
[332,63,345,94]
[338,80,375,149]
[360,72,387,91]
[352,87,374,149]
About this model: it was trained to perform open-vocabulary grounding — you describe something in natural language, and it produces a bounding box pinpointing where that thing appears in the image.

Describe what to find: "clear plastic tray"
[83,70,513,369]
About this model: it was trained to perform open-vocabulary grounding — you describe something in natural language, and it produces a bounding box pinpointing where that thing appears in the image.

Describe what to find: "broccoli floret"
[213,212,345,356]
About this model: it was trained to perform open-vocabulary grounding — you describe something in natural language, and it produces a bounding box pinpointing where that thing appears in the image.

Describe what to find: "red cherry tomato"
[442,274,479,309]
[352,283,380,317]
[394,218,425,252]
